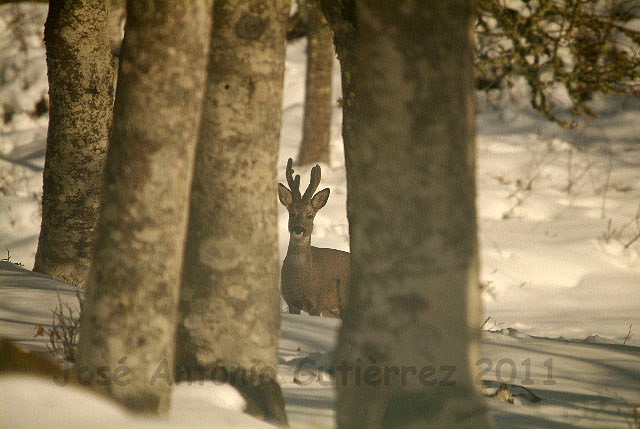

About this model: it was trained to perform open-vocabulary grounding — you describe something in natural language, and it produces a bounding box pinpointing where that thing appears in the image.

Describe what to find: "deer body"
[278,159,350,317]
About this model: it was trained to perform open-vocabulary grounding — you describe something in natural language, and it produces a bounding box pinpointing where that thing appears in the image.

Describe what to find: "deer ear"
[278,183,293,207]
[311,188,330,210]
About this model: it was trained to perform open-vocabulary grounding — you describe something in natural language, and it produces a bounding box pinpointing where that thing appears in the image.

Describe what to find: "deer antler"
[302,164,321,202]
[286,158,302,202]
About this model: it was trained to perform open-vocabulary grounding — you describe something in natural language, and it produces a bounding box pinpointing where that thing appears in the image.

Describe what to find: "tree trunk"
[336,2,494,428]
[297,0,333,165]
[319,0,356,186]
[175,0,289,425]
[33,0,115,287]
[75,0,211,416]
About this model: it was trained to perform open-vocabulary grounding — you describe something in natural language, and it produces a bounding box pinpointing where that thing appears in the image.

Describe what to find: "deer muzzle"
[291,226,306,238]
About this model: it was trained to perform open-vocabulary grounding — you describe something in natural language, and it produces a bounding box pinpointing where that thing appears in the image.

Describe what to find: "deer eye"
[307,214,314,219]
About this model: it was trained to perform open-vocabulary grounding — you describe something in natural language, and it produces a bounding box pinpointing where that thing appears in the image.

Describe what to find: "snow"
[0,3,47,268]
[1,4,640,428]
[1,373,274,429]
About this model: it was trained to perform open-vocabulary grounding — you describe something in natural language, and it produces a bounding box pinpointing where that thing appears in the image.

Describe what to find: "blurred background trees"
[297,0,334,165]
[475,0,640,127]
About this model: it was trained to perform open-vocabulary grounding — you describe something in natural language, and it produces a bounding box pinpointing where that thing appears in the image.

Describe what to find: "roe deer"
[278,158,349,317]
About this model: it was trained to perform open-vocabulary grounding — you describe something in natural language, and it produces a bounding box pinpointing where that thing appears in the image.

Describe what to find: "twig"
[1,249,24,267]
[624,206,640,249]
[600,141,613,219]
[35,286,83,362]
[481,316,492,330]
[623,324,633,345]
[626,232,640,249]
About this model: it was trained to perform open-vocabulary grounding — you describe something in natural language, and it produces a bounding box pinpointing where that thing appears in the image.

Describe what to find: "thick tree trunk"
[175,0,289,425]
[75,0,211,416]
[33,0,115,287]
[297,0,333,165]
[336,2,494,428]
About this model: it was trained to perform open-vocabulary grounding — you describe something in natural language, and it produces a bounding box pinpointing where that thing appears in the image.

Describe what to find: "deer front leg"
[304,297,322,316]
[288,304,301,314]
[321,309,340,318]
[308,308,321,316]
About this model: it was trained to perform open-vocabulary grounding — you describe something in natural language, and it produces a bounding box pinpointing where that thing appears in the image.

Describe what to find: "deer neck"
[286,235,313,263]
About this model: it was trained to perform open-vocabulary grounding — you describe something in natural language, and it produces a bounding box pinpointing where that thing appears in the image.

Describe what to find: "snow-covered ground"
[1,4,639,428]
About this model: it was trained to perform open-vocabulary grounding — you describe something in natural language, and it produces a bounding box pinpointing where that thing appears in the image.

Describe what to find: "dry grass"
[35,287,83,362]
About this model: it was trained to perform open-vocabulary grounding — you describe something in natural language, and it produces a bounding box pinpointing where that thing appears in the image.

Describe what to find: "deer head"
[278,158,330,241]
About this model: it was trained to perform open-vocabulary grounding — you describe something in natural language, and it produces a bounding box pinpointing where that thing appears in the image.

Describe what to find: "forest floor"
[1,4,639,428]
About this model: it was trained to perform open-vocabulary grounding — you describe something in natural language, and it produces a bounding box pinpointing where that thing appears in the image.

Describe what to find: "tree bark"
[75,0,211,416]
[319,0,356,187]
[336,1,494,428]
[175,0,289,425]
[33,0,115,287]
[297,0,333,165]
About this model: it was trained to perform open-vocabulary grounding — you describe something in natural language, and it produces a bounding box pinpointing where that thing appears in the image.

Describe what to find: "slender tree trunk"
[33,0,115,287]
[175,0,289,425]
[336,2,494,428]
[75,0,211,416]
[297,0,333,165]
[319,0,356,183]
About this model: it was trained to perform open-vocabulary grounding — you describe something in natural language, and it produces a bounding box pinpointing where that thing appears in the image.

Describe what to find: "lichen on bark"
[175,0,290,425]
[336,1,494,428]
[75,0,211,416]
[34,0,116,287]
